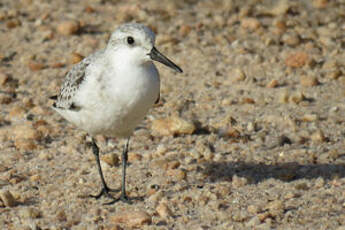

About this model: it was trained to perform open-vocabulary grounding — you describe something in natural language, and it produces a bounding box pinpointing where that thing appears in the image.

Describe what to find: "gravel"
[0,0,345,229]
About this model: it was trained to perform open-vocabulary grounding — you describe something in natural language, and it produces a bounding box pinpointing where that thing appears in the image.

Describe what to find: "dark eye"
[127,36,135,45]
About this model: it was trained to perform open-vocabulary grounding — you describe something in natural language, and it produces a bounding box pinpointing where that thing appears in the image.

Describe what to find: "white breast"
[60,60,160,137]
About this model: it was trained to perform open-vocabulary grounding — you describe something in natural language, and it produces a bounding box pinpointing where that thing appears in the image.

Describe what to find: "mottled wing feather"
[52,50,103,110]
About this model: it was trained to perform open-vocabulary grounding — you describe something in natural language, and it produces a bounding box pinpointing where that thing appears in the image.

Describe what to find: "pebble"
[179,25,192,37]
[265,200,284,217]
[0,190,17,207]
[0,72,9,86]
[313,0,329,8]
[28,61,45,71]
[281,32,300,47]
[151,116,195,136]
[246,216,261,227]
[266,79,278,88]
[285,51,309,68]
[101,153,119,167]
[9,106,26,119]
[232,175,248,188]
[300,75,319,87]
[70,52,84,64]
[327,69,342,80]
[14,138,37,151]
[302,114,318,122]
[20,207,41,218]
[167,169,186,181]
[156,202,172,219]
[241,17,261,30]
[311,130,326,143]
[231,68,246,82]
[218,127,241,138]
[13,124,42,140]
[111,210,152,228]
[247,204,260,214]
[128,152,142,162]
[57,20,80,35]
[6,19,21,29]
[290,91,305,104]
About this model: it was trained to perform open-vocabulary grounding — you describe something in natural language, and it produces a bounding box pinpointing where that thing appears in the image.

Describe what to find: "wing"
[51,50,103,111]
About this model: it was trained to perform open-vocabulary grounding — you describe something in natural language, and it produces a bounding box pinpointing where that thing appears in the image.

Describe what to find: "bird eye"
[127,36,135,45]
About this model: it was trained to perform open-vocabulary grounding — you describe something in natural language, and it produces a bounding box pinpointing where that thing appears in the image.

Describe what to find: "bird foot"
[104,193,132,205]
[89,186,119,200]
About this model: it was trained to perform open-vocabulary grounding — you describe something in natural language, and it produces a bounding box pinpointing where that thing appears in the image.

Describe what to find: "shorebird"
[51,23,182,204]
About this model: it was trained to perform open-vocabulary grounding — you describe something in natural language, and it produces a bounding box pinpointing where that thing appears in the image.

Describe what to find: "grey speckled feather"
[52,50,104,110]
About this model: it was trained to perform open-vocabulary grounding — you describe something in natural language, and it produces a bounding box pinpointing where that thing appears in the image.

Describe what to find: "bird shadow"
[202,161,345,184]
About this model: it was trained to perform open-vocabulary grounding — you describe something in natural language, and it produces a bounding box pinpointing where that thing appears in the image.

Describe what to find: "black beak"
[149,47,183,73]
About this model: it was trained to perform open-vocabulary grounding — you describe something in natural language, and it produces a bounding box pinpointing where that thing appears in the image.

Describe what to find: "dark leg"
[120,137,131,203]
[89,138,117,200]
[105,137,132,205]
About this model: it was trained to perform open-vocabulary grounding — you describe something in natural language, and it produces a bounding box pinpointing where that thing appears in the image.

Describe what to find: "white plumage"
[51,23,182,204]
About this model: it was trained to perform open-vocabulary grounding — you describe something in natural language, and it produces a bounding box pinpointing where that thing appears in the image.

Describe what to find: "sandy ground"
[0,0,345,229]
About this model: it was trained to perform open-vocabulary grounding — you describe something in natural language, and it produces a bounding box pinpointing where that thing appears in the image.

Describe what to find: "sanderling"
[51,23,182,204]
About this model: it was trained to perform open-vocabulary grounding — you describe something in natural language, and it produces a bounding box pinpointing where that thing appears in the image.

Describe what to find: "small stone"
[279,91,289,104]
[269,0,290,16]
[300,75,319,87]
[313,0,328,8]
[232,175,248,188]
[302,114,318,122]
[6,19,21,29]
[57,20,80,35]
[20,207,41,218]
[111,210,152,228]
[128,152,142,162]
[30,174,41,182]
[151,116,195,136]
[266,200,284,217]
[9,106,26,119]
[151,159,169,169]
[281,32,300,46]
[242,97,255,104]
[13,124,41,140]
[327,70,342,80]
[101,154,119,167]
[295,182,309,191]
[0,72,9,86]
[50,62,65,68]
[167,169,186,181]
[56,210,67,222]
[246,216,261,227]
[285,52,309,68]
[231,68,246,82]
[85,6,95,13]
[156,202,172,219]
[0,95,12,104]
[14,139,37,151]
[70,52,84,64]
[218,127,240,138]
[0,190,17,207]
[314,177,325,188]
[266,79,278,88]
[167,160,180,169]
[311,130,326,143]
[22,98,35,109]
[248,205,260,214]
[179,25,192,37]
[289,91,305,104]
[241,17,261,30]
[28,61,45,71]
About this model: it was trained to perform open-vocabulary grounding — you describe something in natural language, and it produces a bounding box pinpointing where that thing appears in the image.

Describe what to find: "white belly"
[57,63,160,137]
